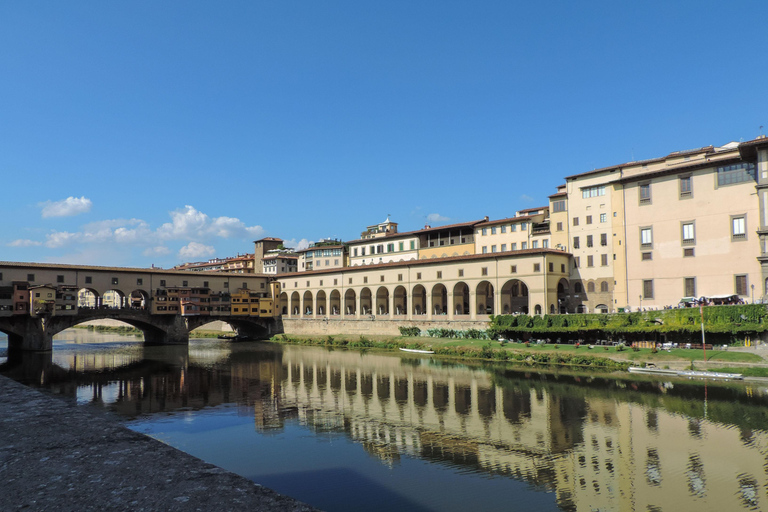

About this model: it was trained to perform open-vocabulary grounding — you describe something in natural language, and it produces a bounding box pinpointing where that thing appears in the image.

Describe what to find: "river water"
[2,330,768,512]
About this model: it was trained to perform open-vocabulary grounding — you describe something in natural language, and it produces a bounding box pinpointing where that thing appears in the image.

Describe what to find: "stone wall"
[281,318,490,336]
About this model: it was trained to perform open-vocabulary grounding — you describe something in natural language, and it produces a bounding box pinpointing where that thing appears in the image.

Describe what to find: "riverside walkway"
[0,375,317,511]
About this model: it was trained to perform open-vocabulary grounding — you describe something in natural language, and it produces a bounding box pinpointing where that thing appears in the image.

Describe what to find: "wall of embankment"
[281,318,490,336]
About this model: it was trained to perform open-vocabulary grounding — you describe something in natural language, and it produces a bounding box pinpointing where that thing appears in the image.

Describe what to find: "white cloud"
[519,194,534,203]
[283,238,311,250]
[8,239,42,247]
[178,242,216,259]
[426,213,450,223]
[45,231,79,248]
[40,196,93,218]
[157,205,264,241]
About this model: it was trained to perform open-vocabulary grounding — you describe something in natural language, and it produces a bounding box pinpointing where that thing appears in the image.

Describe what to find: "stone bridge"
[0,308,280,353]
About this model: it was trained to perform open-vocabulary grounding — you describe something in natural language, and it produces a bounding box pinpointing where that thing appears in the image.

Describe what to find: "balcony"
[532,222,550,234]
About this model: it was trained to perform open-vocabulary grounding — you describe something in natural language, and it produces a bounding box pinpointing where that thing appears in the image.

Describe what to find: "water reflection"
[3,332,768,512]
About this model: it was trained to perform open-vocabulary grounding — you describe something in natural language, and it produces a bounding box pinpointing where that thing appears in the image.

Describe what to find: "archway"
[316,290,327,316]
[329,290,341,315]
[102,289,127,309]
[375,287,389,315]
[279,292,288,315]
[412,285,426,315]
[393,286,407,315]
[344,289,356,315]
[501,279,528,315]
[129,289,149,309]
[476,281,494,315]
[360,288,372,315]
[453,282,470,315]
[431,284,447,315]
[534,304,542,315]
[302,291,313,316]
[595,304,609,314]
[290,292,300,316]
[77,288,99,309]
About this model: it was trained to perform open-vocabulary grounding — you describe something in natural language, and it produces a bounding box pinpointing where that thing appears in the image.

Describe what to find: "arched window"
[587,282,595,293]
[601,281,609,292]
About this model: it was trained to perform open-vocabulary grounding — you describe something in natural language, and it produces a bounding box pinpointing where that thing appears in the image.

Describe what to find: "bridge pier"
[0,317,55,352]
[142,315,190,346]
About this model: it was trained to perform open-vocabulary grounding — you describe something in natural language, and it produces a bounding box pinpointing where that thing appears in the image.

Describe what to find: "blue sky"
[2,1,767,268]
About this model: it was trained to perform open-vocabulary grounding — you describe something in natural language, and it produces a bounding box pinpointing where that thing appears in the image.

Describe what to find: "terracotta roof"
[548,191,567,198]
[517,206,548,213]
[614,153,743,184]
[296,244,345,253]
[262,255,298,260]
[475,214,539,228]
[739,136,768,160]
[564,145,718,181]
[0,261,271,278]
[276,248,570,278]
[253,237,283,243]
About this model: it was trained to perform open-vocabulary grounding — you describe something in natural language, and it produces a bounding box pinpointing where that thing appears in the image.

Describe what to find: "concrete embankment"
[0,375,318,511]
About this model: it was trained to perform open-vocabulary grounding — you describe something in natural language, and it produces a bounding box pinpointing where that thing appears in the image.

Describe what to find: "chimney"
[484,216,489,221]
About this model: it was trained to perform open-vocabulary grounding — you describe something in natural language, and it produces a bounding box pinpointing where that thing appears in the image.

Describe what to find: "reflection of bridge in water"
[9,343,768,512]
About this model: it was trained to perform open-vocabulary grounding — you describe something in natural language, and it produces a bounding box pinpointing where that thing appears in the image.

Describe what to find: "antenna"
[761,125,764,136]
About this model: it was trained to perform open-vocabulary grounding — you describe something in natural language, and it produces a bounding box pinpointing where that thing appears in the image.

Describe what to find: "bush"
[398,326,421,337]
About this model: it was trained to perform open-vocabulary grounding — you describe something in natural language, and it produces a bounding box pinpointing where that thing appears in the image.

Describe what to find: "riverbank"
[0,375,317,511]
[269,333,768,376]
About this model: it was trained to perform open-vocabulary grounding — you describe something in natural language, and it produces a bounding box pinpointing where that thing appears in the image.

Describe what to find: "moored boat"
[628,367,743,380]
[399,348,435,354]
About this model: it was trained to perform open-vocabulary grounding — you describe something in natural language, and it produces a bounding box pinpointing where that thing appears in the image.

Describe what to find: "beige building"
[277,249,571,319]
[548,135,768,312]
[298,241,346,272]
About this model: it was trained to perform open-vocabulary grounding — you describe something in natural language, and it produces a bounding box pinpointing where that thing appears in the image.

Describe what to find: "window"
[363,277,368,284]
[600,233,607,246]
[521,242,527,250]
[387,243,394,252]
[399,242,404,251]
[573,217,579,226]
[586,235,593,248]
[581,185,606,198]
[380,275,385,282]
[600,213,607,223]
[548,262,554,272]
[501,225,506,233]
[360,247,365,256]
[482,246,488,254]
[398,274,403,281]
[640,227,653,248]
[521,223,527,231]
[224,282,228,288]
[491,245,497,253]
[534,263,541,272]
[641,252,652,261]
[481,267,488,276]
[587,255,594,267]
[510,265,517,273]
[491,227,497,235]
[416,273,421,280]
[182,280,188,287]
[112,278,119,285]
[349,278,353,284]
[319,280,323,286]
[684,248,695,257]
[27,274,35,282]
[587,282,595,293]
[557,222,563,231]
[458,269,463,277]
[532,240,538,248]
[573,237,580,249]
[410,241,416,250]
[510,224,516,232]
[684,277,696,297]
[334,279,338,285]
[436,271,442,279]
[553,200,566,212]
[732,215,746,240]
[601,281,609,292]
[574,283,583,293]
[543,240,549,248]
[682,222,695,245]
[586,215,592,225]
[482,228,487,236]
[306,281,309,287]
[160,279,166,287]
[643,280,654,299]
[718,162,756,186]
[561,264,566,273]
[601,254,608,266]
[735,274,748,296]
[501,244,507,252]
[680,175,692,198]
[639,182,651,204]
